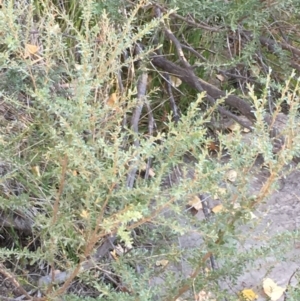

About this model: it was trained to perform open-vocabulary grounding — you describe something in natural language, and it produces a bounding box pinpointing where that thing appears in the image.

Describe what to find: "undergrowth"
[0,0,300,300]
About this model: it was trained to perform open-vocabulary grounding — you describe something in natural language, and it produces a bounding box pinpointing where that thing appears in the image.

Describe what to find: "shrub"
[0,0,300,300]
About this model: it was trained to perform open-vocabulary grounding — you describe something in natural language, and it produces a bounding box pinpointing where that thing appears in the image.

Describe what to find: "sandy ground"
[149,155,300,301]
[177,164,300,300]
[231,167,300,301]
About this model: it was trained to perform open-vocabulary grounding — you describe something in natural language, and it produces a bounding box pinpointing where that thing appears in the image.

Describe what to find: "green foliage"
[167,0,300,91]
[0,0,300,300]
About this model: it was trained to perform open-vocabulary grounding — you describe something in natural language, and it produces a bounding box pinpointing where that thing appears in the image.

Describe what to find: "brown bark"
[151,55,256,122]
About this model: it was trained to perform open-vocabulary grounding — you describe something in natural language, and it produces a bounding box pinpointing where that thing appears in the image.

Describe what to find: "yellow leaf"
[141,164,155,177]
[188,195,202,210]
[263,278,286,301]
[110,249,119,261]
[24,44,39,58]
[156,259,169,267]
[212,204,223,214]
[107,92,117,106]
[228,122,241,132]
[216,74,225,82]
[80,210,89,219]
[240,289,258,301]
[226,170,237,182]
[148,168,155,177]
[243,127,251,133]
[107,93,120,110]
[170,75,182,87]
[31,165,40,177]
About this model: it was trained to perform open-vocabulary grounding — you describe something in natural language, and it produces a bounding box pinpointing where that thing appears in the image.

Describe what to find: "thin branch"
[164,73,181,123]
[126,72,148,188]
[155,7,192,70]
[181,43,207,62]
[290,61,300,73]
[144,101,157,180]
[166,252,213,301]
[163,28,192,69]
[148,20,255,126]
[217,69,259,84]
[131,73,148,137]
[242,31,300,72]
[270,14,289,44]
[284,269,299,301]
[151,22,181,123]
[151,55,256,124]
[145,101,157,136]
[259,36,300,57]
[0,264,33,300]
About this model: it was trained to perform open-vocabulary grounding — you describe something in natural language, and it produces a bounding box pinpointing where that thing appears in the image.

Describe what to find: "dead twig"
[144,101,157,180]
[283,268,299,301]
[151,55,256,126]
[161,24,192,70]
[152,10,181,123]
[242,31,300,72]
[150,11,254,127]
[0,264,33,300]
[164,73,181,123]
[259,36,300,58]
[181,43,207,62]
[166,252,213,301]
[126,72,148,188]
